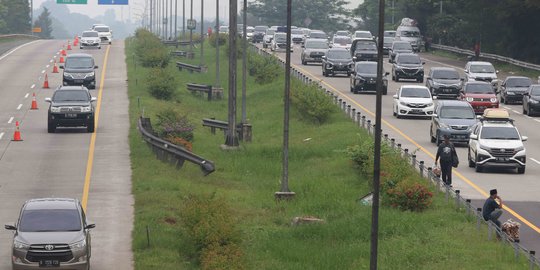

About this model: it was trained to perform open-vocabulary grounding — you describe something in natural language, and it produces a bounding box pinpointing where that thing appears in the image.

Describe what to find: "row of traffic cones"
[11,93,39,141]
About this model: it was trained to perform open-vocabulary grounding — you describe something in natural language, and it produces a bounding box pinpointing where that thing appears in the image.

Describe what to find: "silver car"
[79,30,101,49]
[5,198,94,270]
[301,38,329,65]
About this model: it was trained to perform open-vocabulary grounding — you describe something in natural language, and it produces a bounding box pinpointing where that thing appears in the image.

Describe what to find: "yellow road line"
[82,46,110,211]
[292,61,540,234]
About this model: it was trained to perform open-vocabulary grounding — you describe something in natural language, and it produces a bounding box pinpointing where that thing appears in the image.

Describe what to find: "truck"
[394,18,423,52]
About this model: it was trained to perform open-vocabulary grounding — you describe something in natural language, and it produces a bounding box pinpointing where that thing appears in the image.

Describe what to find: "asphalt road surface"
[261,43,540,257]
[0,40,133,269]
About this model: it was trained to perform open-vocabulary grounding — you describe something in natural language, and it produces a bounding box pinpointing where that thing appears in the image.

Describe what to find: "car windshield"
[255,26,266,31]
[355,32,372,38]
[291,29,303,35]
[333,37,352,44]
[305,40,328,49]
[266,29,275,35]
[393,42,412,50]
[433,70,460,80]
[246,28,254,33]
[401,30,420,37]
[327,50,351,59]
[401,88,431,98]
[94,26,109,32]
[383,37,394,44]
[439,107,475,119]
[82,32,98,37]
[465,84,492,94]
[480,127,520,140]
[335,31,349,36]
[355,64,377,74]
[53,90,90,102]
[310,32,327,39]
[506,78,532,87]
[354,41,376,51]
[531,86,540,95]
[275,34,287,42]
[384,31,396,37]
[219,26,229,32]
[397,55,421,64]
[19,209,82,232]
[470,64,495,73]
[65,57,94,69]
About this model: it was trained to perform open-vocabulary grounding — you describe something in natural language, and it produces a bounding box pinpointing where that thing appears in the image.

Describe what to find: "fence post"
[366,120,372,135]
[466,199,471,216]
[397,143,402,153]
[455,190,461,209]
[446,184,450,203]
[361,116,366,129]
[513,241,520,261]
[419,161,425,177]
[477,208,482,230]
[412,154,417,167]
[403,148,409,160]
[391,138,395,149]
[384,133,388,142]
[351,108,356,121]
[338,98,342,107]
[529,251,536,270]
[356,112,361,126]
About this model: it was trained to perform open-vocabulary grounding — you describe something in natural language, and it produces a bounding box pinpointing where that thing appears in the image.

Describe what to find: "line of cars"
[79,24,113,49]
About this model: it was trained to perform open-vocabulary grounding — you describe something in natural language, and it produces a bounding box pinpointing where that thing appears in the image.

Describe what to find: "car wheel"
[87,117,95,133]
[526,106,532,116]
[383,88,387,95]
[500,95,505,104]
[474,155,482,172]
[430,129,436,143]
[395,75,400,82]
[517,167,526,174]
[468,150,475,168]
[350,85,354,93]
[80,46,83,49]
[109,41,112,45]
[435,133,441,146]
[418,77,424,83]
[392,74,396,81]
[47,121,56,133]
[302,59,306,65]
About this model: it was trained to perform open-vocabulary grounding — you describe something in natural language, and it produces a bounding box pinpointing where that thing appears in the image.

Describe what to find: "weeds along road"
[0,40,133,269]
[257,43,540,256]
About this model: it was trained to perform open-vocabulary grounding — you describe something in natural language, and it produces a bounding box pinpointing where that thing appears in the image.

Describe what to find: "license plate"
[74,80,84,84]
[411,109,423,112]
[496,157,509,162]
[65,113,77,118]
[39,259,60,267]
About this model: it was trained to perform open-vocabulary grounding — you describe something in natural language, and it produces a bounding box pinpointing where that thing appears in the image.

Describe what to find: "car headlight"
[69,240,87,250]
[480,145,491,152]
[515,146,525,152]
[432,81,444,86]
[63,72,74,79]
[439,123,450,129]
[466,97,474,102]
[14,240,30,250]
[84,72,95,79]
[490,97,498,103]
[50,106,61,113]
[530,99,539,104]
[81,106,92,112]
[427,102,434,107]
[399,101,408,106]
[326,63,333,69]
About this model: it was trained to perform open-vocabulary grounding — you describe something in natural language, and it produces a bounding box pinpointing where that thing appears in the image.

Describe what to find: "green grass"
[127,37,530,269]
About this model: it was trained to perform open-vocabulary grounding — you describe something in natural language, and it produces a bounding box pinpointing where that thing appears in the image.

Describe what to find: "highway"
[262,43,540,255]
[0,40,133,269]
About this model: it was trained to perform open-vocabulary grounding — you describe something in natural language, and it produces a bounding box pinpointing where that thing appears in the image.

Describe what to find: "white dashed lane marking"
[0,132,4,140]
[16,104,22,110]
[41,70,45,74]
[8,117,14,124]
[25,93,29,98]
[530,158,540,165]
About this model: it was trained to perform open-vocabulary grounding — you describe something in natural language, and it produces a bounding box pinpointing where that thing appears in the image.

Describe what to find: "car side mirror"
[60,66,64,69]
[469,134,478,140]
[393,94,398,99]
[4,224,16,230]
[385,72,389,76]
[496,70,500,74]
[301,45,304,48]
[45,97,52,103]
[352,56,357,61]
[94,65,99,69]
[422,62,426,65]
[521,136,528,142]
[91,97,97,102]
[85,223,96,229]
[321,56,326,60]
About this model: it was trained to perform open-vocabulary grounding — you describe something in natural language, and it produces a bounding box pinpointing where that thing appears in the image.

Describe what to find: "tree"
[248,0,351,33]
[4,0,30,34]
[0,2,8,34]
[34,7,53,39]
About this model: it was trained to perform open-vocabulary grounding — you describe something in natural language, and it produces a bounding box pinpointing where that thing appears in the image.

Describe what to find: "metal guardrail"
[170,50,187,57]
[431,44,540,72]
[162,40,200,46]
[202,118,252,142]
[138,116,215,176]
[176,61,206,73]
[0,34,39,39]
[186,83,217,101]
[251,43,540,268]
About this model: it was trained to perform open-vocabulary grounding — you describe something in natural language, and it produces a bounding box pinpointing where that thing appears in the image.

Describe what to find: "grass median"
[126,35,529,269]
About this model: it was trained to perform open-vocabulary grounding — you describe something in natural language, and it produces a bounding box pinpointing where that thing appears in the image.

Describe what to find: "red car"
[460,81,499,114]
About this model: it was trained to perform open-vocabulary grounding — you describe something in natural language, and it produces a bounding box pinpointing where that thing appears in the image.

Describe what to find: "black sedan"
[350,61,388,94]
[321,48,354,77]
[523,84,540,116]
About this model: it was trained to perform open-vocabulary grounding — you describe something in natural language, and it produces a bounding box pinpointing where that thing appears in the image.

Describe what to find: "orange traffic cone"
[42,74,50,88]
[59,55,64,63]
[52,61,59,73]
[61,47,66,56]
[31,93,38,110]
[12,121,22,141]
[67,41,72,50]
[74,38,78,47]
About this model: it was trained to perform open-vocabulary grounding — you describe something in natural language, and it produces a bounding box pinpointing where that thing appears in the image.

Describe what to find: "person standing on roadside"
[483,189,503,228]
[435,135,457,186]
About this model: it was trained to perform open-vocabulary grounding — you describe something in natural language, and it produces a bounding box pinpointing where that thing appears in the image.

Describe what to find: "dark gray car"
[430,100,477,145]
[61,53,98,89]
[5,198,95,270]
[499,76,532,104]
[350,61,388,95]
[45,86,97,133]
[389,41,413,63]
[351,38,378,62]
[392,53,425,82]
[426,67,463,99]
[321,48,354,77]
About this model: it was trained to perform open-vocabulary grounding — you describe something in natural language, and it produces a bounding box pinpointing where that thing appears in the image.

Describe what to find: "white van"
[395,18,423,52]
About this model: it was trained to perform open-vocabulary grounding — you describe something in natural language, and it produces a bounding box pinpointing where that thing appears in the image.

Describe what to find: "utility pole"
[200,0,204,66]
[225,0,239,147]
[174,0,178,42]
[170,0,173,39]
[370,0,385,269]
[215,0,220,87]
[241,0,247,124]
[189,0,193,53]
[182,0,185,38]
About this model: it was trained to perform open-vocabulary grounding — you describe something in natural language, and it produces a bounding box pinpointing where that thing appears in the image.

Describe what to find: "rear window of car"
[432,69,460,80]
[94,26,110,32]
[506,78,532,87]
[65,57,94,69]
[465,83,493,94]
[82,31,98,37]
[480,127,520,140]
[53,90,90,102]
[19,209,82,232]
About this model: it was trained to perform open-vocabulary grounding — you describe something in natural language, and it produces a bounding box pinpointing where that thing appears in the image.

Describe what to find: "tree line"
[0,0,52,38]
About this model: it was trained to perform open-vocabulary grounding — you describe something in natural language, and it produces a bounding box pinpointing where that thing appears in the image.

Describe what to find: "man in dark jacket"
[435,135,457,186]
[483,189,503,228]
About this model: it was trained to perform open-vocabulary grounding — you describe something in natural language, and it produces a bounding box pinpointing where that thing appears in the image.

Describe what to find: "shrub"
[248,52,281,84]
[133,28,170,68]
[225,38,247,59]
[385,181,434,211]
[155,108,195,149]
[146,68,176,100]
[208,33,227,48]
[290,81,336,124]
[179,193,243,268]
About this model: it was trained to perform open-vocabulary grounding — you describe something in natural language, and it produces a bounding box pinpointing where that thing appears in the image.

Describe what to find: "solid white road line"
[530,158,540,165]
[17,104,22,110]
[534,119,540,123]
[8,117,14,124]
[512,109,521,114]
[0,40,42,62]
[0,132,4,140]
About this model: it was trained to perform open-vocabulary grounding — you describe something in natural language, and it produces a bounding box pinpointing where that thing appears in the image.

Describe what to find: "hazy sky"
[34,0,363,22]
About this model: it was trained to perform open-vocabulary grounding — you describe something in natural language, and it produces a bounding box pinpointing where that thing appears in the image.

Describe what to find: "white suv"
[464,61,499,92]
[468,109,527,173]
[93,25,112,44]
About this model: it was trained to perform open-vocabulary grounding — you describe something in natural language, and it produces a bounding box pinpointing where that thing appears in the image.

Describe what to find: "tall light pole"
[215,0,220,88]
[189,0,193,53]
[225,0,239,147]
[370,0,385,268]
[174,0,178,42]
[241,0,247,124]
[182,0,185,38]
[200,0,204,66]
